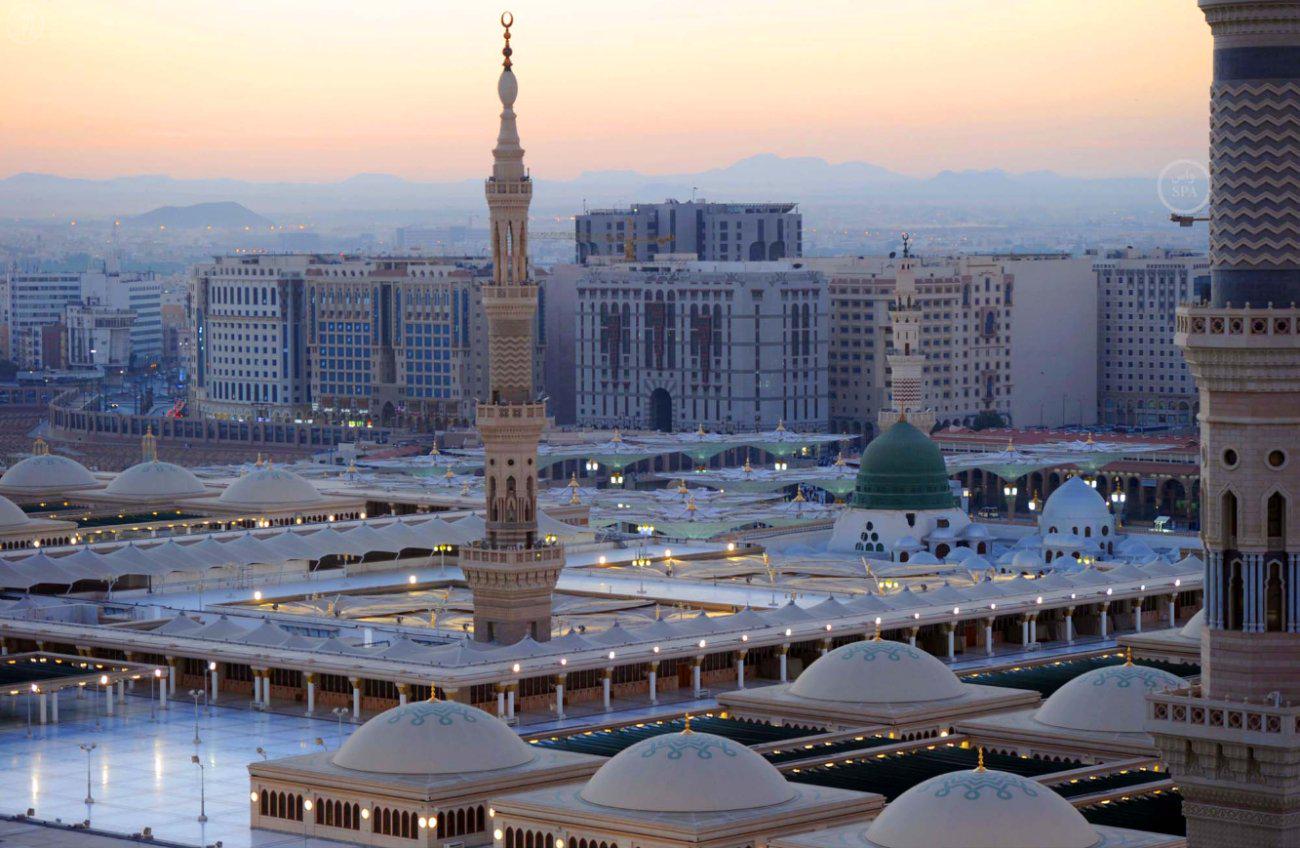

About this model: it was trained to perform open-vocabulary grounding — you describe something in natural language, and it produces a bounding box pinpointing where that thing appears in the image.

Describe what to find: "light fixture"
[408,575,417,584]
[698,639,707,649]
[253,590,263,601]
[511,663,521,674]
[495,830,505,841]
[303,799,313,812]
[784,628,792,637]
[250,792,259,802]
[361,808,370,820]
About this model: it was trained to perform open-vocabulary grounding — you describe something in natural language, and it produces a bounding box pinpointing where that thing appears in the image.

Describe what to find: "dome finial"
[976,746,986,772]
[1124,645,1134,667]
[32,436,49,457]
[682,713,693,734]
[500,11,514,69]
[142,426,157,462]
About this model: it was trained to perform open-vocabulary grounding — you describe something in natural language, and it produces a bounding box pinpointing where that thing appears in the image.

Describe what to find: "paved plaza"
[0,691,358,848]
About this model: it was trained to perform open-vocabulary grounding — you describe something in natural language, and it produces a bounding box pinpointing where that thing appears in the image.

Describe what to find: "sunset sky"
[0,0,1211,182]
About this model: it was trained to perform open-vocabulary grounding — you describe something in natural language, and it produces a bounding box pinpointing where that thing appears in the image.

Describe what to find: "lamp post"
[188,688,204,745]
[26,684,36,737]
[80,742,96,805]
[302,798,313,847]
[1002,484,1018,519]
[331,706,350,747]
[1110,490,1127,526]
[190,755,207,822]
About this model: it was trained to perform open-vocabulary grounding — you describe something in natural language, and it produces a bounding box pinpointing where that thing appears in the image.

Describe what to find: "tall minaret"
[459,13,563,644]
[878,234,935,433]
[1150,3,1300,846]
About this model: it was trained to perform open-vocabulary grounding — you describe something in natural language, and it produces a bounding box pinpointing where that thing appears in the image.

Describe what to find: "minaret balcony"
[1176,302,1300,350]
[1149,682,1299,745]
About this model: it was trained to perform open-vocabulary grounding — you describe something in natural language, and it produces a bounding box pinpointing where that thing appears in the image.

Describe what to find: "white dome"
[789,639,965,704]
[867,768,1099,848]
[0,495,31,529]
[1035,663,1184,734]
[0,454,97,494]
[217,466,324,508]
[332,701,534,775]
[1040,477,1110,531]
[1011,549,1043,570]
[1179,609,1205,640]
[579,730,794,813]
[106,461,206,499]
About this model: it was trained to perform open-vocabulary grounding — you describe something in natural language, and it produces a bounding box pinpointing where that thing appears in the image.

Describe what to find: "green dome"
[851,420,956,510]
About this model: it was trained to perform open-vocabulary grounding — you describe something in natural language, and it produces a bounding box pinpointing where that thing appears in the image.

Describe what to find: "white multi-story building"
[1095,248,1208,431]
[575,201,801,263]
[574,259,828,432]
[65,303,134,369]
[1,267,163,370]
[189,255,314,422]
[1,271,83,366]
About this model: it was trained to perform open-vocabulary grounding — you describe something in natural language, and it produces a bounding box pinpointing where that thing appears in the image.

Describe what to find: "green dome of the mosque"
[851,419,956,510]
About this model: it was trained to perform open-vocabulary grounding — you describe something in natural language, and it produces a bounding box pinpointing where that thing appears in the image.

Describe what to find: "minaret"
[458,12,563,644]
[878,234,935,433]
[1149,3,1300,845]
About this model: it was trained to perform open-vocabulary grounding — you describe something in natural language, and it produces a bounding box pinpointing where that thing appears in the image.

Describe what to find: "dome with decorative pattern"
[332,701,534,775]
[217,466,325,509]
[789,639,965,704]
[107,461,206,499]
[866,767,1099,848]
[0,453,97,495]
[579,730,795,812]
[1034,662,1184,734]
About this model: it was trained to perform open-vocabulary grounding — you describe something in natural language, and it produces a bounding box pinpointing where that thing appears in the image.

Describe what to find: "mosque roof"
[332,700,534,775]
[579,729,795,812]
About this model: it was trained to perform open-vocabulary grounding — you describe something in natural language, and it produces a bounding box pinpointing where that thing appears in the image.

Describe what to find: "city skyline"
[1,0,1210,182]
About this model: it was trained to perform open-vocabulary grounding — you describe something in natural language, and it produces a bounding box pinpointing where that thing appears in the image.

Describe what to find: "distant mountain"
[0,156,1178,221]
[130,201,272,230]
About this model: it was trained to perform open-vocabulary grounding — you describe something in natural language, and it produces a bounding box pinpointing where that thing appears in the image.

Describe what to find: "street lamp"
[79,742,96,805]
[331,706,350,747]
[190,755,207,822]
[188,689,205,745]
[1110,490,1127,525]
[1002,485,1018,518]
[302,798,314,846]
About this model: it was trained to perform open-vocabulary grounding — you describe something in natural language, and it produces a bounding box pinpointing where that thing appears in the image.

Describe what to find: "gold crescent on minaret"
[500,11,514,68]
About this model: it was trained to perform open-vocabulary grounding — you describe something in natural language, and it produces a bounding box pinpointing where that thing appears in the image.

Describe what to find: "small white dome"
[790,639,965,704]
[1035,663,1184,734]
[0,495,31,529]
[332,701,534,775]
[1011,549,1043,570]
[867,768,1098,848]
[1179,609,1205,641]
[0,454,97,495]
[218,466,324,509]
[107,461,206,499]
[579,730,794,813]
[1040,477,1110,531]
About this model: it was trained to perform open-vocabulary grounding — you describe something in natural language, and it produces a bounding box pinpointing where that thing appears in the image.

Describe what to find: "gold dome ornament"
[499,11,513,69]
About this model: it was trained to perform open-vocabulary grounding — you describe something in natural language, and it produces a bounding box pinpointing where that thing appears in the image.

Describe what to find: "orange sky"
[0,0,1212,181]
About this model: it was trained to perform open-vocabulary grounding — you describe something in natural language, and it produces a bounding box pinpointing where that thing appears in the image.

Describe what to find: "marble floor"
[0,691,359,848]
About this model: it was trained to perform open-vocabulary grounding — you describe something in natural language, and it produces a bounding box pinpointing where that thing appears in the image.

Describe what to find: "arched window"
[1223,491,1239,548]
[1268,492,1287,548]
[1267,560,1286,632]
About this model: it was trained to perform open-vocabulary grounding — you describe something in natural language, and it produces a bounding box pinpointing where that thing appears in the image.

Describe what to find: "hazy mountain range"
[0,154,1183,224]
